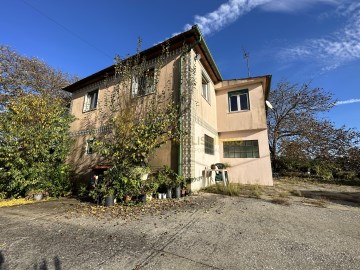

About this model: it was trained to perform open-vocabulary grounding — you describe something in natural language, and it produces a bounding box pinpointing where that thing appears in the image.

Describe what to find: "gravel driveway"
[0,191,359,270]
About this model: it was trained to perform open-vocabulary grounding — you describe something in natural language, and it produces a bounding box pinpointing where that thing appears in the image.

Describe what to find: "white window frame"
[201,74,210,103]
[83,89,98,112]
[228,89,250,112]
[132,68,155,97]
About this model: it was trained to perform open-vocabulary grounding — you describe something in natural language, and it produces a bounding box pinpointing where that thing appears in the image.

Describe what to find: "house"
[63,25,273,191]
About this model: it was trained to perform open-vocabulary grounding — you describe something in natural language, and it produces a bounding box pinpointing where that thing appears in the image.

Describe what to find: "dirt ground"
[0,180,359,270]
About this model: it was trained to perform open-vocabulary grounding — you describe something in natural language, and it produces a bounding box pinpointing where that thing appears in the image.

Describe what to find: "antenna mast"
[243,48,250,77]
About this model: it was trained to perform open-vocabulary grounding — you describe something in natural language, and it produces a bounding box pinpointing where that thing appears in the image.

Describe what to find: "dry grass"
[203,183,263,198]
[270,197,291,206]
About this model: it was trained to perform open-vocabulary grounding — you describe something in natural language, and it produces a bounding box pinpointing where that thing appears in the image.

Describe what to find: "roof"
[63,25,223,93]
[216,75,272,99]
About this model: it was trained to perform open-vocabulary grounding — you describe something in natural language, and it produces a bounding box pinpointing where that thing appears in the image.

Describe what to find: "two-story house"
[64,25,273,191]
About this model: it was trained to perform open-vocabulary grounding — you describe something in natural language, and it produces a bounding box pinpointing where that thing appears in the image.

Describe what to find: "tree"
[0,93,74,197]
[0,46,76,198]
[0,45,77,107]
[267,81,334,166]
[268,80,360,179]
[91,40,195,198]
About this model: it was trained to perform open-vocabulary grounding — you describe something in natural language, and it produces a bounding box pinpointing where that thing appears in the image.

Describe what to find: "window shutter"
[83,93,90,112]
[132,76,138,97]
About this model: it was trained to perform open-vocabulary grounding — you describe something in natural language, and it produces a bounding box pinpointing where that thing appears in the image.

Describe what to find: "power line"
[22,1,113,60]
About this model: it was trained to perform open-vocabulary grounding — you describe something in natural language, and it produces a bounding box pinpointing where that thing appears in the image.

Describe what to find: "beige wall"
[215,81,267,132]
[68,53,182,181]
[219,130,273,185]
[67,48,273,190]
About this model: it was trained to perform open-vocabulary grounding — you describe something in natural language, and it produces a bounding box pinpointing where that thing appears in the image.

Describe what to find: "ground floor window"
[223,140,259,158]
[86,139,95,154]
[204,134,214,155]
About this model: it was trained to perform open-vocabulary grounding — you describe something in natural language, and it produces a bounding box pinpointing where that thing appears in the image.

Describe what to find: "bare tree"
[0,45,78,106]
[267,81,334,164]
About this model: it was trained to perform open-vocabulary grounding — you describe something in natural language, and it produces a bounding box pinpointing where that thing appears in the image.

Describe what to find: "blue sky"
[1,0,359,130]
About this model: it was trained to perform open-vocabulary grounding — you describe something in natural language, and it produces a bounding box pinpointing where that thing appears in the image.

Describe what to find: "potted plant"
[130,166,151,181]
[104,188,115,207]
[174,175,185,199]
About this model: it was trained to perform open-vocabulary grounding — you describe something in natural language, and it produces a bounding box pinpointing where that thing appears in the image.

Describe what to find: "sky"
[1,0,359,131]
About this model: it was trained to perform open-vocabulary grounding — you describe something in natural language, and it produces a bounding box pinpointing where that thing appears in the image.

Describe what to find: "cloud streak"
[335,99,360,105]
[183,0,341,36]
[279,2,360,71]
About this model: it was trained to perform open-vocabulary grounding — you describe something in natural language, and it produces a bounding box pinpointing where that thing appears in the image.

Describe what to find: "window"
[223,140,259,158]
[83,89,98,112]
[202,74,210,102]
[132,68,155,97]
[204,134,214,155]
[228,89,249,112]
[86,139,95,154]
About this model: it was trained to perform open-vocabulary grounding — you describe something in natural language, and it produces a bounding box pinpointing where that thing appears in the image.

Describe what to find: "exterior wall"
[215,81,267,132]
[212,78,273,187]
[190,56,220,190]
[219,130,273,185]
[68,52,182,182]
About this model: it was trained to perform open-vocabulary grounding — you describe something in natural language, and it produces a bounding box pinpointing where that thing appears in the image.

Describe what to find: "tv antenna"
[242,48,250,77]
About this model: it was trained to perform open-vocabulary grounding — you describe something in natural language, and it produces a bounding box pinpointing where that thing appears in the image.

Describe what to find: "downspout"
[178,35,202,176]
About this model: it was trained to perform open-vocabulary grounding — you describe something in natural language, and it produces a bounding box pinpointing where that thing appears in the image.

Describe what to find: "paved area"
[0,193,359,270]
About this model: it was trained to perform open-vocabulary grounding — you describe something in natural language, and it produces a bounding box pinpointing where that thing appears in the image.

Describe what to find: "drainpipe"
[178,35,202,176]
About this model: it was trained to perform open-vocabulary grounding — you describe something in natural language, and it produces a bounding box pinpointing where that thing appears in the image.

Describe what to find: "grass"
[202,177,360,208]
[202,183,263,198]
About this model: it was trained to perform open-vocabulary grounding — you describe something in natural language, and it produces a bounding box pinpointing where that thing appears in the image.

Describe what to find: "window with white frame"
[83,89,98,112]
[202,74,210,102]
[132,68,155,97]
[223,140,259,158]
[86,139,95,154]
[204,134,214,155]
[228,89,249,112]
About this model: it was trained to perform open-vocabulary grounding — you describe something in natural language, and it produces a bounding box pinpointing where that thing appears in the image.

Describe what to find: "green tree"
[0,94,74,197]
[0,45,77,197]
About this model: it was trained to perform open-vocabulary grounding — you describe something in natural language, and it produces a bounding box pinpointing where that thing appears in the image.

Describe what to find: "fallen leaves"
[65,198,197,221]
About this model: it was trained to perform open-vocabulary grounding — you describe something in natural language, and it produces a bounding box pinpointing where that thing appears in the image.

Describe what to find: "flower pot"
[175,186,181,199]
[166,188,172,199]
[140,173,149,181]
[33,193,43,201]
[105,196,114,207]
[138,194,146,204]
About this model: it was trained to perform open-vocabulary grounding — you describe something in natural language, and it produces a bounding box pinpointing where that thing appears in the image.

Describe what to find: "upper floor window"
[132,68,155,97]
[204,134,214,155]
[223,140,259,158]
[228,89,249,112]
[202,74,210,102]
[83,89,98,112]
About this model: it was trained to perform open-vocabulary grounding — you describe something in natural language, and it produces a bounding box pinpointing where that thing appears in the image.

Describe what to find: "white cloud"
[279,3,360,71]
[183,0,341,36]
[335,99,360,105]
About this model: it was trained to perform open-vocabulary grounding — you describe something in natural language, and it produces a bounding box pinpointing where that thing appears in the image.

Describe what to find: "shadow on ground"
[299,190,360,207]
[0,251,62,270]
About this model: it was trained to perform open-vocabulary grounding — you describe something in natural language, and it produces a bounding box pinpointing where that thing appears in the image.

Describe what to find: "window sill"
[132,92,155,98]
[227,109,250,114]
[83,108,97,113]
